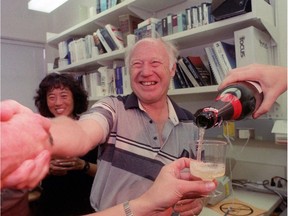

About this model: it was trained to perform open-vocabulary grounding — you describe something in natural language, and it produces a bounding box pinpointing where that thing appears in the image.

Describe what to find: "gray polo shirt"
[80,93,199,211]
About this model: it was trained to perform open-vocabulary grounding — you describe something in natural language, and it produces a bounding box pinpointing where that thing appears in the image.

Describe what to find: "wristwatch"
[123,201,134,216]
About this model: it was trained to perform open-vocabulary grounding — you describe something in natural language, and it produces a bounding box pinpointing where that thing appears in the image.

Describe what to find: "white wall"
[1,39,46,111]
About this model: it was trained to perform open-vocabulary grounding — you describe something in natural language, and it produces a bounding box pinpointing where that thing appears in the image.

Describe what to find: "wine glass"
[190,140,227,197]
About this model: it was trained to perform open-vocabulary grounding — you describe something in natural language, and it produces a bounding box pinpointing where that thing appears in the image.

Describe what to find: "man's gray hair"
[125,37,179,71]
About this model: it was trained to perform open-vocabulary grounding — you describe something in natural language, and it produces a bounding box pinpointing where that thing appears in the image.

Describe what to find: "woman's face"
[46,86,74,117]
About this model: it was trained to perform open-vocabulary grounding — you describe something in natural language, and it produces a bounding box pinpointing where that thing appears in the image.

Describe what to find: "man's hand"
[1,100,52,187]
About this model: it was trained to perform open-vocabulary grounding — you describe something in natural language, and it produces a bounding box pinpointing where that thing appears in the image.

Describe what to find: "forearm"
[50,116,96,157]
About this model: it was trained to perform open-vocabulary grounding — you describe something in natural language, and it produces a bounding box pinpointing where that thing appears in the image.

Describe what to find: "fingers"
[1,150,51,189]
[173,199,204,216]
[0,100,33,121]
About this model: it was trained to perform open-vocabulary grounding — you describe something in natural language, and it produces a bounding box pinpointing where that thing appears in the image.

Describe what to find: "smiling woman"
[32,72,98,216]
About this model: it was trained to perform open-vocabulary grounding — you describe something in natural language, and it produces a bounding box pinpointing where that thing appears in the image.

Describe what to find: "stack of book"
[96,0,121,14]
[82,65,132,98]
[56,24,124,67]
[172,56,216,90]
[133,2,214,40]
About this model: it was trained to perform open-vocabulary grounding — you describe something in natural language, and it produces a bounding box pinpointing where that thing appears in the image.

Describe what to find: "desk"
[200,189,282,216]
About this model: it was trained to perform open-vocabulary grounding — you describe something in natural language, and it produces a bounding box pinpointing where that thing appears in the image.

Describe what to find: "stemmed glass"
[190,140,227,197]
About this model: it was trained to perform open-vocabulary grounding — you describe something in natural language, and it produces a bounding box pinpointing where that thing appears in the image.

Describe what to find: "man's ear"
[171,63,176,77]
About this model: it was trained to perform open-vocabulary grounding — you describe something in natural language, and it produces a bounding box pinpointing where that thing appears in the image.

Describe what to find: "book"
[100,0,107,12]
[182,57,206,86]
[100,28,118,51]
[122,66,132,95]
[213,41,236,75]
[204,46,224,84]
[172,14,178,34]
[174,64,188,88]
[187,56,215,85]
[96,29,113,52]
[201,3,212,25]
[177,57,199,87]
[114,67,123,94]
[161,17,168,36]
[185,7,192,29]
[176,63,193,87]
[92,32,107,54]
[84,34,94,58]
[118,14,143,46]
[98,66,115,96]
[167,14,173,35]
[177,11,187,32]
[137,17,160,29]
[197,5,203,26]
[105,24,124,49]
[234,26,272,67]
[134,23,157,41]
[191,6,199,28]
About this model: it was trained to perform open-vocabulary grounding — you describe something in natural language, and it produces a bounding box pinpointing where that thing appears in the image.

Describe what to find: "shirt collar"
[123,93,195,123]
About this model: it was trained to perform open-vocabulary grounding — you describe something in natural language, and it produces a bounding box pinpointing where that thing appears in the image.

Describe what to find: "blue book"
[114,67,123,94]
[100,28,118,51]
[213,41,236,75]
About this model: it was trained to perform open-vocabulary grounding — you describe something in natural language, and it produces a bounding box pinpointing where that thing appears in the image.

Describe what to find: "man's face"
[129,40,175,105]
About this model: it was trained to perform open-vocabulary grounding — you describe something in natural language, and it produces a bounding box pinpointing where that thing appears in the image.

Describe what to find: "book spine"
[213,41,233,75]
[204,46,223,84]
[100,0,107,12]
[188,56,212,86]
[167,14,173,35]
[105,24,124,49]
[100,28,118,51]
[161,17,168,36]
[191,7,199,28]
[115,67,123,94]
[96,29,112,52]
[175,65,188,88]
[186,7,192,30]
[172,14,178,34]
[122,66,132,95]
[93,32,107,54]
[197,5,203,26]
[182,57,204,86]
[176,63,193,87]
[177,11,187,32]
[177,58,199,87]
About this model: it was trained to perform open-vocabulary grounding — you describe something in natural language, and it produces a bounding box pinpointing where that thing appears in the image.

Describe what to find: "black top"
[33,147,98,216]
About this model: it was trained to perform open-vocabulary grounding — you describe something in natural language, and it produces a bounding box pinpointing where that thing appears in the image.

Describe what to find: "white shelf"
[51,49,125,73]
[50,0,276,73]
[47,0,186,47]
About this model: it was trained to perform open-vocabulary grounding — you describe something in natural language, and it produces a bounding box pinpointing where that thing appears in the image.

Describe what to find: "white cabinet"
[46,0,281,101]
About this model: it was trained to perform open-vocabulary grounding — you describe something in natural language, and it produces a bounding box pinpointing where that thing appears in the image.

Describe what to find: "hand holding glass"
[190,140,227,197]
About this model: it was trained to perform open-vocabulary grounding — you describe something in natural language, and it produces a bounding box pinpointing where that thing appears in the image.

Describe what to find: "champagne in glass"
[190,140,227,196]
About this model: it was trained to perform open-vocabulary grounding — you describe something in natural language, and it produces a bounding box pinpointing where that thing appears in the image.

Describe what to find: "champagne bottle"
[195,81,263,129]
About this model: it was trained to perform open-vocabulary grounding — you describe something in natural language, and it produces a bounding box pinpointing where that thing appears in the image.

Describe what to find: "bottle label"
[216,93,242,119]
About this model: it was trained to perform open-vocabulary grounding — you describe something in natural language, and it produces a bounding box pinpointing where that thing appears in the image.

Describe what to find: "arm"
[219,64,287,118]
[49,117,104,157]
[87,158,216,216]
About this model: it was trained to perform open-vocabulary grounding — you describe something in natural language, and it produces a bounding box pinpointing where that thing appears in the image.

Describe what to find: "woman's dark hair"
[34,73,88,118]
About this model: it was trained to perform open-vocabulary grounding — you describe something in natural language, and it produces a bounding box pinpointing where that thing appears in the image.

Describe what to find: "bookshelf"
[46,0,281,100]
